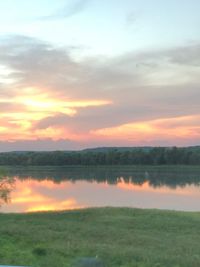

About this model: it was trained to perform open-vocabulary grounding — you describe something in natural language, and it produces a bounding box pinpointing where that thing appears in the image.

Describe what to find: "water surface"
[1,166,200,212]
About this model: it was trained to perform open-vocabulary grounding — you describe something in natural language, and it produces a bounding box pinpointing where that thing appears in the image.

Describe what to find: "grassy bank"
[0,207,200,267]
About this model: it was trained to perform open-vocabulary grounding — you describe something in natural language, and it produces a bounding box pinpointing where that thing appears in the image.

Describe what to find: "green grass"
[1,207,200,267]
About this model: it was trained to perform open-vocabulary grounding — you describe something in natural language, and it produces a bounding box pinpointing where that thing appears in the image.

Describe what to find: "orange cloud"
[0,86,112,142]
[1,36,200,149]
[92,114,200,144]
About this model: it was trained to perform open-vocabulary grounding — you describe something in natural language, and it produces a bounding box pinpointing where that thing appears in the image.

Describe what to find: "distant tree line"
[0,147,200,165]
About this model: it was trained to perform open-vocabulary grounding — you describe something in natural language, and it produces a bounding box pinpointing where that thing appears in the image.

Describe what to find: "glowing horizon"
[0,0,200,151]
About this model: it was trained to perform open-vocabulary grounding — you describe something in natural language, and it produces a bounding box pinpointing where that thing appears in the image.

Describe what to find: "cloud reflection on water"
[1,174,200,213]
[6,179,84,212]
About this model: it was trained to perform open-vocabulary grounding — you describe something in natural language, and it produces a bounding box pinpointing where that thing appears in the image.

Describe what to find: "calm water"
[1,166,200,212]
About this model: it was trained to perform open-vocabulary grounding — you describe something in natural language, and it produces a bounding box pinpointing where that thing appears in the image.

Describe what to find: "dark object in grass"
[71,257,105,267]
[32,247,47,256]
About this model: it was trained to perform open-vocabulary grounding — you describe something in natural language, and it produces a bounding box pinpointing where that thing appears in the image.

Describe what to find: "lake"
[1,166,200,212]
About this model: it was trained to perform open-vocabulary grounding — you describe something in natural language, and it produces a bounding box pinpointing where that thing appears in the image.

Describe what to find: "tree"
[0,168,15,207]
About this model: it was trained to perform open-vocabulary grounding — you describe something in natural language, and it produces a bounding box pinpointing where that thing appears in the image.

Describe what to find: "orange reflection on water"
[8,179,84,213]
[2,176,200,213]
[27,199,78,212]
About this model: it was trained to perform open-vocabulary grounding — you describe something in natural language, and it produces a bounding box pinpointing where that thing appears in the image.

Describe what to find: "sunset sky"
[0,0,200,151]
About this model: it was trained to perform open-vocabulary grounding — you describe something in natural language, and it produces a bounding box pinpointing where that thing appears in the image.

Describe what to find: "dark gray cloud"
[129,44,200,67]
[168,44,200,66]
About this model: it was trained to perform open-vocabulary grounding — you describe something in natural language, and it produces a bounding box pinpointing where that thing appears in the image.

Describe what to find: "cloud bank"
[0,35,200,151]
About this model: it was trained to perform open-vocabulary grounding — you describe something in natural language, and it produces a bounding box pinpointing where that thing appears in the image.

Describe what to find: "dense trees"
[0,147,200,166]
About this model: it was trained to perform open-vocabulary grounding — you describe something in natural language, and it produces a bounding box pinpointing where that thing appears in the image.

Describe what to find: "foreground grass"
[0,208,200,267]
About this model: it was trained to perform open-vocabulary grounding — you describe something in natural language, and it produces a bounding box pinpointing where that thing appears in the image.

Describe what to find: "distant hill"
[1,146,200,154]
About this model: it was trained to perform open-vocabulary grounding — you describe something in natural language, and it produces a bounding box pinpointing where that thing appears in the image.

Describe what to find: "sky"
[0,0,200,151]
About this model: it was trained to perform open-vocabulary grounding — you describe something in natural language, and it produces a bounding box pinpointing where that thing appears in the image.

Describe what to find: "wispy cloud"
[125,11,138,27]
[38,0,90,21]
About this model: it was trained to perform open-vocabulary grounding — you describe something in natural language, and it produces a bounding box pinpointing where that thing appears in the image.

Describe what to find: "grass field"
[1,208,200,267]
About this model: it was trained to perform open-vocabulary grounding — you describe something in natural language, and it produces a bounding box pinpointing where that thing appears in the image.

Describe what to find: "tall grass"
[0,208,200,266]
